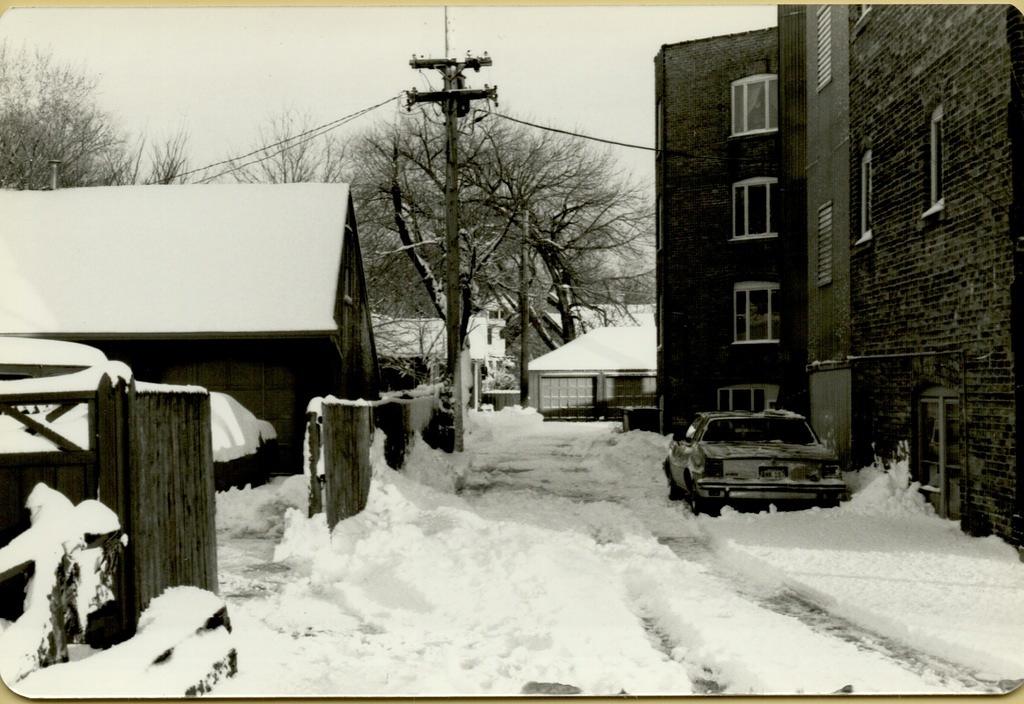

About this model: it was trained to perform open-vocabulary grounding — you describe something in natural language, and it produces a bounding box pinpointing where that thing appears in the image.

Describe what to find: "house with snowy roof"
[374,309,509,394]
[0,183,380,472]
[527,325,656,420]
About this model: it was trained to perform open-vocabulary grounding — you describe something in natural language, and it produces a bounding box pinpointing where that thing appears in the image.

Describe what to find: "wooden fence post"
[322,403,372,531]
[94,375,134,642]
[306,411,322,517]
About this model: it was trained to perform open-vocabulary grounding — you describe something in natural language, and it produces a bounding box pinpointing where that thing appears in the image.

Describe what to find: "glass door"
[917,388,961,519]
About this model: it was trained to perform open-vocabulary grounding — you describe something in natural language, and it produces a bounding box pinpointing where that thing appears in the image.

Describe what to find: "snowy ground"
[208,407,1024,697]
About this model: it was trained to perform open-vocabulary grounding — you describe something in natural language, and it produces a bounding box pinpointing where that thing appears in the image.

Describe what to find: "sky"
[0,5,778,188]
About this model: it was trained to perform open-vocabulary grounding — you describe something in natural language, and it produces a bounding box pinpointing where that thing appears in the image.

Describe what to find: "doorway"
[917,386,962,520]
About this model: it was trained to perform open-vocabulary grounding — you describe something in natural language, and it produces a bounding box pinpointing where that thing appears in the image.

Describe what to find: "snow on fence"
[304,391,441,529]
[0,366,217,643]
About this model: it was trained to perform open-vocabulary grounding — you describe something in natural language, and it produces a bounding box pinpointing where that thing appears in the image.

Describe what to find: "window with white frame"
[926,105,944,214]
[859,149,873,242]
[717,384,779,412]
[731,74,778,136]
[732,177,779,239]
[734,281,780,343]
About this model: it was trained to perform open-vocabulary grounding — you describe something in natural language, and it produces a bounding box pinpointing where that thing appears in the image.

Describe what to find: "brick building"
[655,27,808,432]
[845,5,1022,543]
[805,5,854,470]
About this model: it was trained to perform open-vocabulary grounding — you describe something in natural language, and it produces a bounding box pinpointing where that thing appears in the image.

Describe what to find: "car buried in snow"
[664,410,844,514]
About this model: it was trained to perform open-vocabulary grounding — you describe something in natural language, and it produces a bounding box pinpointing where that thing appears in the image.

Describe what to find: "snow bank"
[210,392,277,463]
[14,587,235,698]
[230,461,694,696]
[702,458,1024,680]
[216,476,308,538]
[0,484,120,684]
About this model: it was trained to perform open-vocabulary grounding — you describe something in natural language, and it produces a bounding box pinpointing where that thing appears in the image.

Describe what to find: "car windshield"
[701,418,817,444]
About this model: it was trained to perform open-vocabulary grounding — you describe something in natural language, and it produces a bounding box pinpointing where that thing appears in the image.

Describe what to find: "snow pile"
[842,456,933,517]
[702,461,1024,680]
[0,484,120,684]
[216,476,308,538]
[15,587,235,698]
[210,392,277,463]
[464,405,545,442]
[400,433,466,493]
[231,462,694,696]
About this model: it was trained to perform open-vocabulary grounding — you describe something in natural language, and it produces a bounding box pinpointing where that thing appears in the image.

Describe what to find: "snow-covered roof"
[529,325,656,372]
[0,183,352,336]
[0,336,107,367]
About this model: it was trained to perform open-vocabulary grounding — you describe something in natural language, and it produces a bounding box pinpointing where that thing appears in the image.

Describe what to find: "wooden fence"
[305,392,439,530]
[0,371,217,643]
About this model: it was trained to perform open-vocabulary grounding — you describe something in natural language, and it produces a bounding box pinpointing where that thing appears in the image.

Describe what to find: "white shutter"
[817,201,834,287]
[816,6,833,91]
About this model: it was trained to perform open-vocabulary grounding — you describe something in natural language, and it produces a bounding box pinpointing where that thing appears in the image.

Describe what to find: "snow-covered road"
[211,409,1024,696]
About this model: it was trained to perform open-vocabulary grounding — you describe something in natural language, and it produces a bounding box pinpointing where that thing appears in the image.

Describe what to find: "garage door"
[539,376,596,420]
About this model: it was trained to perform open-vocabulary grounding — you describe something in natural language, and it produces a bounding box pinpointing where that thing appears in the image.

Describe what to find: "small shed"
[0,183,380,472]
[528,325,657,421]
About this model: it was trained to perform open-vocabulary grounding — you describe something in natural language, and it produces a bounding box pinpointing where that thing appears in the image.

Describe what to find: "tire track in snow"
[639,616,725,694]
[657,534,1007,694]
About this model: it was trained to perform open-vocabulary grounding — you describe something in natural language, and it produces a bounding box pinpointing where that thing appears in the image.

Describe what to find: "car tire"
[664,460,685,501]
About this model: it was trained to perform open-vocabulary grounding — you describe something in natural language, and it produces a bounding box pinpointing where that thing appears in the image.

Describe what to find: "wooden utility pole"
[519,210,530,405]
[407,54,496,452]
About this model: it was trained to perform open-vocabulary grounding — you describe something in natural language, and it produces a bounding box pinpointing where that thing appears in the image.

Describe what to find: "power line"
[478,108,763,163]
[179,95,400,182]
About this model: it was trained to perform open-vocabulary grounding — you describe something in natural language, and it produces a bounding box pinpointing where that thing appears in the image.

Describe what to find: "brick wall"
[656,28,786,431]
[848,5,1018,541]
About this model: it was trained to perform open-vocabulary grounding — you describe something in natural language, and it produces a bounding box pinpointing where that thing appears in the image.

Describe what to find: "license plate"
[759,466,788,479]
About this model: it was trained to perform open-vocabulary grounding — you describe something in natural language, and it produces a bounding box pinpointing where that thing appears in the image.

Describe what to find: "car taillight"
[822,463,840,479]
[704,458,723,477]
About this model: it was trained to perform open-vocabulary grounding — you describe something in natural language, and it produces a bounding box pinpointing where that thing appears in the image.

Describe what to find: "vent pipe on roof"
[48,159,61,190]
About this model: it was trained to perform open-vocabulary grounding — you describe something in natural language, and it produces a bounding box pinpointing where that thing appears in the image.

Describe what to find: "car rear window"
[701,418,816,444]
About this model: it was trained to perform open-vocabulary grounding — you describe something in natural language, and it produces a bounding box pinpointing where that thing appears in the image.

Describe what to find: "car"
[664,410,844,514]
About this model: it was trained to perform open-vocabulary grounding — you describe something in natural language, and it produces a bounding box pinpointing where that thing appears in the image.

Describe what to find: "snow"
[8,408,1021,696]
[0,183,350,335]
[210,391,277,463]
[0,484,120,684]
[0,361,131,395]
[701,459,1024,681]
[528,325,656,372]
[0,336,107,367]
[14,587,235,698]
[0,374,273,461]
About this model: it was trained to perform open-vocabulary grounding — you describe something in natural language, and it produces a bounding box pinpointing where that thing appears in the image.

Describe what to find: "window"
[857,150,873,243]
[732,178,779,239]
[816,201,833,286]
[731,74,778,136]
[924,105,944,216]
[816,6,833,91]
[734,281,780,343]
[717,384,779,412]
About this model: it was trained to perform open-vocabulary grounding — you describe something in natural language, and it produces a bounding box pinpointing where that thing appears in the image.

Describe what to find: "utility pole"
[519,210,530,406]
[407,53,496,452]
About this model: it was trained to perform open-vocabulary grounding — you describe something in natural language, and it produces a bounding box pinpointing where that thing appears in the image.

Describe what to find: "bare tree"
[0,42,132,189]
[226,109,348,184]
[349,109,654,351]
